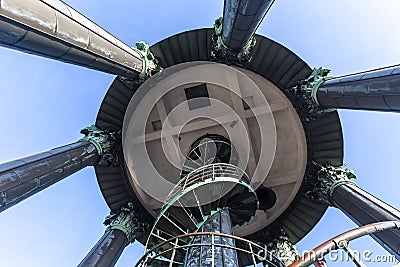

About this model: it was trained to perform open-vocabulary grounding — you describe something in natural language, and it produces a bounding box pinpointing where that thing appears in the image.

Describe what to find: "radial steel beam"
[0,141,97,212]
[0,0,155,78]
[78,203,148,267]
[0,125,119,213]
[221,0,275,52]
[315,65,400,111]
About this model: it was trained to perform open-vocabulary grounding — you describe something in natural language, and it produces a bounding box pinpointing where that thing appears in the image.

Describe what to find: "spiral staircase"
[136,137,282,266]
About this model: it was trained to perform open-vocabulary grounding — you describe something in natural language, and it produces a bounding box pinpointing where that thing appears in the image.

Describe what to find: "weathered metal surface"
[317,65,400,111]
[104,202,149,243]
[79,125,121,166]
[79,203,148,267]
[0,141,97,212]
[77,229,128,267]
[0,0,149,78]
[305,162,357,206]
[184,208,239,267]
[221,0,274,52]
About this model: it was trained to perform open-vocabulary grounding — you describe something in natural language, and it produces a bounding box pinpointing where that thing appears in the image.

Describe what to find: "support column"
[0,0,160,79]
[306,162,400,260]
[211,0,275,65]
[0,125,119,212]
[78,203,148,267]
[297,65,400,112]
[267,229,300,266]
[185,208,239,267]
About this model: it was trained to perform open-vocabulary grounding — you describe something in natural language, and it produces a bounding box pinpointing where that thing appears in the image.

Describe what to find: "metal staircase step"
[167,206,199,232]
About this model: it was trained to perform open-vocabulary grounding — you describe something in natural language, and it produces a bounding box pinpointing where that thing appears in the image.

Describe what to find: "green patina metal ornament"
[79,125,121,166]
[104,202,149,243]
[133,41,161,78]
[267,229,300,265]
[305,161,357,205]
[296,67,334,104]
[211,17,256,66]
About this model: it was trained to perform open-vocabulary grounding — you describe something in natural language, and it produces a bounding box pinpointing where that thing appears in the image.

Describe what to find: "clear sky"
[0,0,399,266]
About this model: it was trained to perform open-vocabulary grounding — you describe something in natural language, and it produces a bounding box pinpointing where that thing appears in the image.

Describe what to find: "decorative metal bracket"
[267,229,300,265]
[79,125,120,166]
[305,161,357,205]
[104,202,149,243]
[133,41,161,79]
[288,67,336,122]
[211,17,256,66]
[294,67,334,104]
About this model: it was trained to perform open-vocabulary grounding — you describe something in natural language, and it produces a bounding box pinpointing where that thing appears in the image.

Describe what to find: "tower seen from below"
[0,0,399,266]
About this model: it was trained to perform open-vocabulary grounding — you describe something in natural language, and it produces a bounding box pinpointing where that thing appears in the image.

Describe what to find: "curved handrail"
[289,221,400,267]
[166,163,250,203]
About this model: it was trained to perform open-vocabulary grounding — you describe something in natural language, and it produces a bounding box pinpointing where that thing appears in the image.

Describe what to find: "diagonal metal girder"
[221,0,275,52]
[317,65,400,112]
[0,0,145,78]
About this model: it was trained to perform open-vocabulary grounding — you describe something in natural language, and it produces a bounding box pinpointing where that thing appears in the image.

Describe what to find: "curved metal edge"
[288,221,400,267]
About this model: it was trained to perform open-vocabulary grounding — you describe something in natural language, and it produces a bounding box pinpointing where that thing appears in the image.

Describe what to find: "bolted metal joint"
[211,17,256,66]
[79,125,121,167]
[104,202,149,243]
[267,229,300,265]
[305,162,357,205]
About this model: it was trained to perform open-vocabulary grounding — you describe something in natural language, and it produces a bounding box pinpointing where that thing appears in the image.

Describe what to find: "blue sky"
[0,0,399,266]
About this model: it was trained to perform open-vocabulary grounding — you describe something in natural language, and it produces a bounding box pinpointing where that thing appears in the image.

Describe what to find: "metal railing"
[166,163,250,203]
[136,232,285,267]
